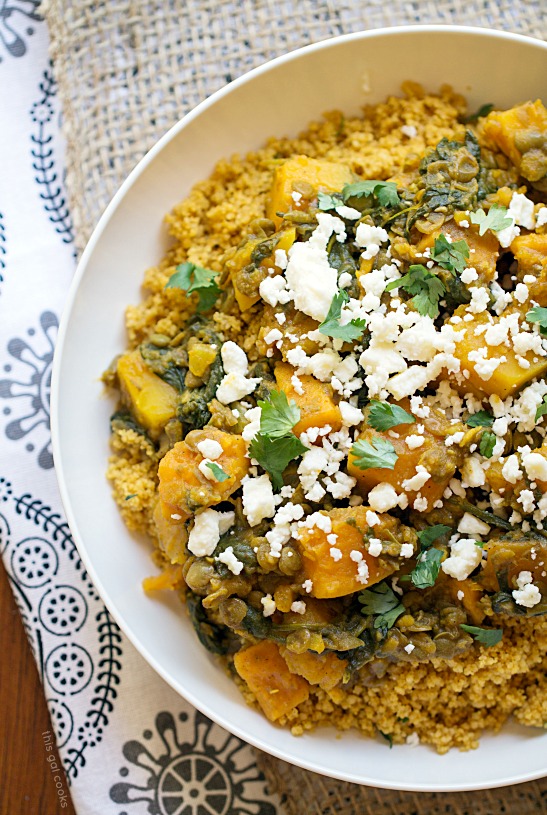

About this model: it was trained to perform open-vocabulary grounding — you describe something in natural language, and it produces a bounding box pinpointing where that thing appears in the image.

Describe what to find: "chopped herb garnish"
[351,437,398,470]
[386,264,445,318]
[479,431,496,458]
[166,261,221,312]
[536,395,547,422]
[460,624,503,647]
[410,548,444,589]
[461,103,494,123]
[526,306,547,337]
[431,234,470,275]
[469,204,512,236]
[319,290,366,341]
[125,494,137,501]
[466,410,494,428]
[258,390,301,439]
[359,582,405,630]
[342,179,400,208]
[417,524,451,549]
[368,400,415,432]
[249,433,307,490]
[205,461,230,482]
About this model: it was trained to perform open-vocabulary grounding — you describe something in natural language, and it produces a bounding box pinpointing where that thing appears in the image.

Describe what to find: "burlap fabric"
[42,1,546,811]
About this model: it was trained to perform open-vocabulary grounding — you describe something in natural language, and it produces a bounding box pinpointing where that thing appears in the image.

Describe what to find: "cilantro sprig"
[466,410,494,428]
[417,525,451,548]
[350,437,398,470]
[319,290,366,341]
[460,624,503,647]
[249,434,307,490]
[258,390,300,439]
[479,431,496,458]
[526,306,547,337]
[410,548,444,589]
[368,401,415,432]
[385,265,445,318]
[470,204,512,237]
[431,234,470,275]
[358,582,405,630]
[205,462,230,482]
[249,390,307,489]
[166,262,221,312]
[318,179,400,211]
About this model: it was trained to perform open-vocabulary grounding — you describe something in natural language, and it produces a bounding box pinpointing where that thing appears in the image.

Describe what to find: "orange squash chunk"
[142,563,185,593]
[280,648,347,691]
[228,228,296,311]
[512,233,547,306]
[274,361,342,435]
[347,416,456,512]
[416,217,499,282]
[152,498,189,563]
[481,100,547,182]
[267,156,353,227]
[452,312,547,399]
[158,428,248,516]
[233,640,310,721]
[297,507,396,599]
[117,350,179,437]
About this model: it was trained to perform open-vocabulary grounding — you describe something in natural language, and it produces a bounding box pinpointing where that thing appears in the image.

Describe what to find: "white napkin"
[0,16,282,815]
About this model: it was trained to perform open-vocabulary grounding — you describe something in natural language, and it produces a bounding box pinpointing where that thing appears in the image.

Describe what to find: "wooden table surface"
[0,556,76,815]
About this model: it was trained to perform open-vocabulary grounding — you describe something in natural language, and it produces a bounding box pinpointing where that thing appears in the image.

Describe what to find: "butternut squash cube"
[158,428,248,515]
[233,640,310,721]
[416,218,499,282]
[152,497,189,563]
[481,100,547,182]
[447,577,485,625]
[267,156,353,227]
[347,417,456,511]
[228,228,296,311]
[142,563,185,592]
[512,233,547,306]
[117,350,179,436]
[274,361,342,435]
[280,648,347,691]
[297,507,396,599]
[452,312,547,399]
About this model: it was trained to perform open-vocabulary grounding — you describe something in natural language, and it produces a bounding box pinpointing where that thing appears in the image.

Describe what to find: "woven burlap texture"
[42,1,546,811]
[43,0,545,250]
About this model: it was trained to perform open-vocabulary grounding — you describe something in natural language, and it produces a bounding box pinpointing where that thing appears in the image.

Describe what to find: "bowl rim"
[51,24,547,791]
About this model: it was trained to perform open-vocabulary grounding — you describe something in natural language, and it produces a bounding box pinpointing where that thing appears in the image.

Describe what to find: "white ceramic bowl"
[52,26,547,791]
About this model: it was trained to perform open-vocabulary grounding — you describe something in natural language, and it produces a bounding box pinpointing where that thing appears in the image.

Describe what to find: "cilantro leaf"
[166,262,221,312]
[317,191,342,211]
[417,524,451,549]
[410,548,444,589]
[460,624,503,647]
[461,103,494,123]
[319,290,366,341]
[249,433,307,490]
[479,431,496,458]
[386,264,445,318]
[258,390,301,439]
[205,462,230,482]
[358,582,405,630]
[466,410,494,428]
[470,204,512,237]
[526,306,547,337]
[431,234,470,275]
[368,400,415,431]
[350,437,398,470]
[342,180,400,208]
[535,395,547,422]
